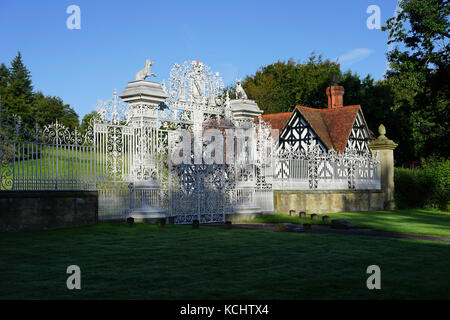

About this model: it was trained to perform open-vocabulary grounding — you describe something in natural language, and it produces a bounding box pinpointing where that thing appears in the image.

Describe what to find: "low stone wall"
[0,191,98,232]
[273,190,385,214]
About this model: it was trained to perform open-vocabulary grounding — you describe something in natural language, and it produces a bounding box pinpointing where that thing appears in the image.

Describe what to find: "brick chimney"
[326,86,345,109]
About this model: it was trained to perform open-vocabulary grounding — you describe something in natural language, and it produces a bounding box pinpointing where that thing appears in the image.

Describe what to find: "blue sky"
[0,0,398,119]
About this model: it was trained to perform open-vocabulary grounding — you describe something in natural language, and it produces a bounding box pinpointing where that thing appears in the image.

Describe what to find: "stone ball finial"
[369,123,397,150]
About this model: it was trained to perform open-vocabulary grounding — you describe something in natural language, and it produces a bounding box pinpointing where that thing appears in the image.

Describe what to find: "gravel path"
[211,223,450,243]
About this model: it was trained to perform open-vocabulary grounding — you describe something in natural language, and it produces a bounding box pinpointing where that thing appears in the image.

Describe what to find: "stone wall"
[273,190,385,214]
[0,191,98,232]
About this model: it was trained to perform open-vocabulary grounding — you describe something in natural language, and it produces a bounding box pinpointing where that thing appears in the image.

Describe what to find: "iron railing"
[273,148,381,190]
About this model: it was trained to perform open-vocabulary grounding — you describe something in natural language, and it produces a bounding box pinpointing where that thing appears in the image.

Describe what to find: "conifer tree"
[3,52,33,128]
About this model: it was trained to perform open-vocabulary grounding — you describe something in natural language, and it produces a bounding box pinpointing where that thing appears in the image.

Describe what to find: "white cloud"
[337,48,374,66]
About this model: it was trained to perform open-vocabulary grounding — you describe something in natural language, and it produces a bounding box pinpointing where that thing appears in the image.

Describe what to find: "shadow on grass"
[0,222,449,300]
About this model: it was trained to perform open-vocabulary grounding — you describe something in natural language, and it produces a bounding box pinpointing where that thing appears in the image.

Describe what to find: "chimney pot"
[326,86,345,109]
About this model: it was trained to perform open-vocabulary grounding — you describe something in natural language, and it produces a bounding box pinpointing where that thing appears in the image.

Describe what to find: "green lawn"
[2,144,171,190]
[0,222,449,299]
[1,145,102,190]
[250,209,450,237]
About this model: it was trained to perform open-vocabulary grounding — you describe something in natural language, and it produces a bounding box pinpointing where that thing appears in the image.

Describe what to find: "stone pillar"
[119,79,168,222]
[120,80,167,125]
[230,98,263,214]
[120,79,167,186]
[368,124,398,210]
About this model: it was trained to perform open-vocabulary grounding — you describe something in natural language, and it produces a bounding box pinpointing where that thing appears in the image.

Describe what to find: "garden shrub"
[422,158,450,211]
[395,158,449,210]
[395,168,434,209]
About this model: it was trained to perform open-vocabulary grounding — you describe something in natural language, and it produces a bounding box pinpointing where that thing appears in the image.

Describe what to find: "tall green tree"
[32,92,79,130]
[0,52,81,138]
[382,0,449,159]
[80,111,101,135]
[243,54,341,114]
[341,73,413,163]
[0,63,9,89]
[0,63,10,133]
[1,52,34,128]
[9,52,33,100]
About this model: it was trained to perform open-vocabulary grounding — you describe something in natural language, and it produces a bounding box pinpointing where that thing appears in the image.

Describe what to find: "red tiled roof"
[317,106,360,153]
[294,106,333,150]
[258,112,292,132]
[259,105,361,153]
[296,105,360,153]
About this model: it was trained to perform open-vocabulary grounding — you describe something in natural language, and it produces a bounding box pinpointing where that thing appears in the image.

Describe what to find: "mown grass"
[2,145,170,190]
[249,209,450,237]
[12,146,106,178]
[0,222,449,300]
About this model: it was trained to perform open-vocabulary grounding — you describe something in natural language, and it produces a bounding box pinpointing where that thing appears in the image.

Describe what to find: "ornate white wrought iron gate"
[0,59,380,224]
[92,59,274,223]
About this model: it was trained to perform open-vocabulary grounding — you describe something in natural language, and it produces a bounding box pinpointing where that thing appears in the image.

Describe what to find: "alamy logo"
[66,265,81,290]
[170,128,278,166]
[66,5,81,30]
[366,5,381,30]
[366,265,381,290]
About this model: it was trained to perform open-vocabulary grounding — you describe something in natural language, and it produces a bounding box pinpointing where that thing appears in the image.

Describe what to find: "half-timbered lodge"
[261,85,372,154]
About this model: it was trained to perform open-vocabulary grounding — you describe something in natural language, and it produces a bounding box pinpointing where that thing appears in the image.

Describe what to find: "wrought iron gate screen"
[0,60,381,223]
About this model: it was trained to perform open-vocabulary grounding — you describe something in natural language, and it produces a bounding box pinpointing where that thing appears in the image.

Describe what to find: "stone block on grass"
[157,218,166,228]
[126,217,134,227]
[192,220,200,229]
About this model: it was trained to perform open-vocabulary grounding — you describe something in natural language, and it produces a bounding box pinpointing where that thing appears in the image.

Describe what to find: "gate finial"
[135,59,157,81]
